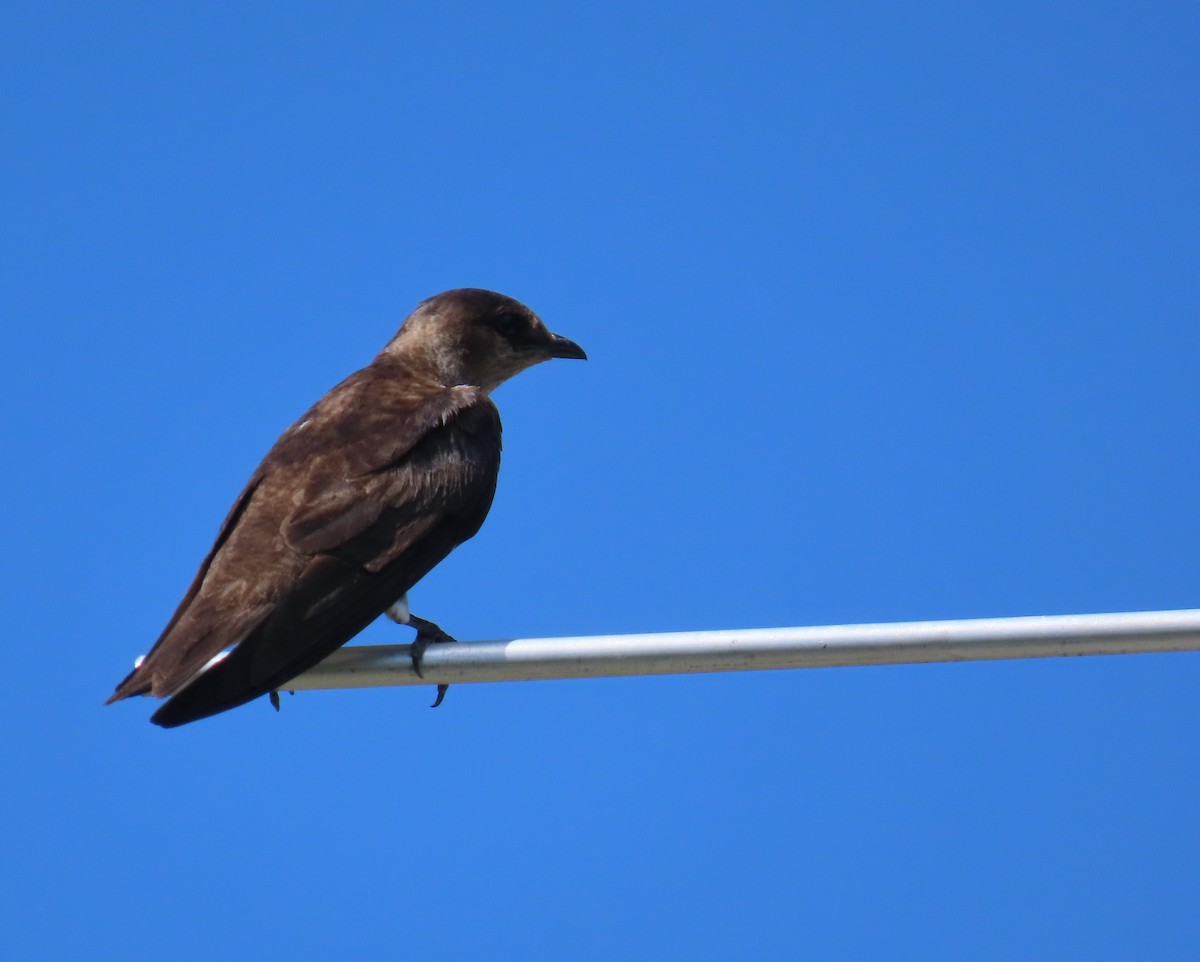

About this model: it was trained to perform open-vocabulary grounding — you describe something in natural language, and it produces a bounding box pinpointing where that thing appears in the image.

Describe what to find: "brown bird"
[107,289,586,727]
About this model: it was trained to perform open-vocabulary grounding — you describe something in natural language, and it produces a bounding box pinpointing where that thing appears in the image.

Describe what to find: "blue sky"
[3,2,1198,959]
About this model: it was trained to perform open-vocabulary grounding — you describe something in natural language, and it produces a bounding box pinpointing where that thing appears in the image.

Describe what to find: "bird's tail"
[105,663,152,704]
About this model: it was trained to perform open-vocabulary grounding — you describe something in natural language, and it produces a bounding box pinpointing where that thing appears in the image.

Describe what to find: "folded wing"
[107,365,501,726]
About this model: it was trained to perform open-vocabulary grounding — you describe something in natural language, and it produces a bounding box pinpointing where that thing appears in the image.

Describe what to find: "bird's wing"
[109,372,501,722]
[273,380,496,573]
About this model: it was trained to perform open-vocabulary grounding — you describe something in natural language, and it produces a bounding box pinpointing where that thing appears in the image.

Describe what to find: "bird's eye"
[492,313,523,338]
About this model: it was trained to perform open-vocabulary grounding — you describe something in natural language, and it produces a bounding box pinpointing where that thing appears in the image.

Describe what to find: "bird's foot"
[269,690,281,712]
[407,615,457,673]
[407,615,456,709]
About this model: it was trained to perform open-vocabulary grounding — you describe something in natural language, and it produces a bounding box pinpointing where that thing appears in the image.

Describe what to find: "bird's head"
[385,289,586,392]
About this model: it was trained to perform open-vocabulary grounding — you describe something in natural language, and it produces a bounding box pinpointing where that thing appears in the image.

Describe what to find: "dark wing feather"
[108,361,501,724]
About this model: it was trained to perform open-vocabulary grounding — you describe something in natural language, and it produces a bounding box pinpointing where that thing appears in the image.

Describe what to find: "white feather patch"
[386,593,411,624]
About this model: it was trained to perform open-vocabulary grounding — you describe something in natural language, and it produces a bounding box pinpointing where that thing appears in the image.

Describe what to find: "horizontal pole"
[283,608,1200,692]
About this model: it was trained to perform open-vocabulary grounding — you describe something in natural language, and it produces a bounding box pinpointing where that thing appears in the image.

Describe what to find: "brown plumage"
[107,289,586,727]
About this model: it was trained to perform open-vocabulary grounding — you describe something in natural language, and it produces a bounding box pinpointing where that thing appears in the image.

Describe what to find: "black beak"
[547,332,587,360]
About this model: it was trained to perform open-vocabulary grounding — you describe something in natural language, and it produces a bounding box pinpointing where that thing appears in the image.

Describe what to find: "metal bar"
[282,608,1200,691]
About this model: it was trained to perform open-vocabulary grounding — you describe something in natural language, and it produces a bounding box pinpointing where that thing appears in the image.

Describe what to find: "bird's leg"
[269,690,281,712]
[386,593,455,708]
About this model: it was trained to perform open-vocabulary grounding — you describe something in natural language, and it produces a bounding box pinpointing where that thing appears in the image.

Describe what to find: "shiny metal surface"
[282,609,1200,691]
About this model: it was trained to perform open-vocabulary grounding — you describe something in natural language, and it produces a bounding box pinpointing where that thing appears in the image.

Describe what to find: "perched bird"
[107,289,586,727]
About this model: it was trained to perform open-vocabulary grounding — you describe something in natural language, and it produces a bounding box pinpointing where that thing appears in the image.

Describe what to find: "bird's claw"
[406,615,457,708]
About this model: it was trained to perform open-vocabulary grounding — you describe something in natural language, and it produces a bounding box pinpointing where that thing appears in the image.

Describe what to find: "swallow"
[107,288,585,727]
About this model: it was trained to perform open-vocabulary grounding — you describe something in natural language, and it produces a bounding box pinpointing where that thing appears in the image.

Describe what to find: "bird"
[106,288,586,727]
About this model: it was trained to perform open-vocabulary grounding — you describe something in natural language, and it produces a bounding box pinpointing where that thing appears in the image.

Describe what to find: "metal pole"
[283,608,1200,692]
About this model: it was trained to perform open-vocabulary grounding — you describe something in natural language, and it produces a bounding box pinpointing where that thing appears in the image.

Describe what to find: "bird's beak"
[546,332,587,360]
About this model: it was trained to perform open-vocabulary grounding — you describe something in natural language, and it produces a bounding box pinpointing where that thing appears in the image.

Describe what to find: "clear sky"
[3,2,1198,959]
